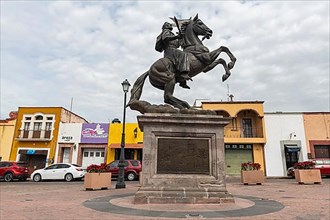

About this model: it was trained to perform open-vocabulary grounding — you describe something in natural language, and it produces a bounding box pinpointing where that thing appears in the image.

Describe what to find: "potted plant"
[241,162,265,185]
[293,161,321,184]
[84,163,112,190]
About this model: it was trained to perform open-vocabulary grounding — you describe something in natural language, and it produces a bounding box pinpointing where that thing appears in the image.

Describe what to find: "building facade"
[0,111,18,161]
[107,122,143,163]
[55,123,82,164]
[264,112,308,177]
[9,107,87,171]
[303,112,330,159]
[78,123,109,168]
[201,101,266,175]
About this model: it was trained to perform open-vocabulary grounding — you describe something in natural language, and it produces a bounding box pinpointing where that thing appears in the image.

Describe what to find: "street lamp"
[116,79,131,189]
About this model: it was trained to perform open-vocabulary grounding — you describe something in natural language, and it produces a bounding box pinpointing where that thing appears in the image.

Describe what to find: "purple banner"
[81,123,109,143]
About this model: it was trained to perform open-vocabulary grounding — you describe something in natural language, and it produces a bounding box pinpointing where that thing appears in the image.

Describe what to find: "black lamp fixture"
[116,79,131,189]
[133,127,138,138]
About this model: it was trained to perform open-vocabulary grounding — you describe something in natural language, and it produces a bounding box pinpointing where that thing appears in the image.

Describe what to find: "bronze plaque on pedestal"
[157,138,209,174]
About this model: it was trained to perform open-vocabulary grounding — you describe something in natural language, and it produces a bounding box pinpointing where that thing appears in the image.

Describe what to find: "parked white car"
[31,163,86,182]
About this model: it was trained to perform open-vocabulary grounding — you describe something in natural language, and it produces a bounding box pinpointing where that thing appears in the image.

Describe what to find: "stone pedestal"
[134,113,233,204]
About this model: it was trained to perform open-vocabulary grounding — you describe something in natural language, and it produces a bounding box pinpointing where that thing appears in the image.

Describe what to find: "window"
[45,122,52,131]
[45,165,57,170]
[109,161,119,168]
[35,115,43,120]
[21,114,55,140]
[242,118,253,137]
[84,152,89,157]
[0,162,7,168]
[131,160,139,166]
[24,122,30,130]
[90,152,94,157]
[231,118,237,130]
[314,145,330,158]
[23,122,30,138]
[33,122,42,131]
[57,164,70,169]
[101,152,105,157]
[95,152,100,157]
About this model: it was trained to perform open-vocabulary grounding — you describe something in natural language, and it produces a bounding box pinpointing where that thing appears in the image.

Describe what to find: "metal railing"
[17,129,52,141]
[224,126,263,138]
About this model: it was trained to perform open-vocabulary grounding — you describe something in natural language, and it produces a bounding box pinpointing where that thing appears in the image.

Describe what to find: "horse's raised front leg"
[218,46,236,70]
[203,58,231,82]
[164,77,191,109]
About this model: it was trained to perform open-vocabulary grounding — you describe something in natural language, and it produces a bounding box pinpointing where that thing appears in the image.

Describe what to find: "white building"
[264,112,308,177]
[55,123,82,164]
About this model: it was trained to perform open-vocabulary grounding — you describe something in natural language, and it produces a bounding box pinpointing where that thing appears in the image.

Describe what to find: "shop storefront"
[225,144,254,175]
[78,123,109,168]
[17,148,49,170]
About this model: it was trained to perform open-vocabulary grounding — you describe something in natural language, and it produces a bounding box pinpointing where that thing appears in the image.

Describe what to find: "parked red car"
[287,158,330,177]
[107,160,142,181]
[0,161,31,182]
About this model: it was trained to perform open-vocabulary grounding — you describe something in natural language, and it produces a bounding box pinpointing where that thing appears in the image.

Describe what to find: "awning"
[285,146,300,153]
[109,143,143,149]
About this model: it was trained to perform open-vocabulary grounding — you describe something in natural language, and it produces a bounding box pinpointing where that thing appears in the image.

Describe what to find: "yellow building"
[201,101,266,175]
[10,107,87,170]
[107,122,143,163]
[0,111,18,161]
[303,112,330,158]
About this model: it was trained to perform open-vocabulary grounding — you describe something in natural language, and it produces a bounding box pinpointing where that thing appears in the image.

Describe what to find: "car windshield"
[109,161,119,167]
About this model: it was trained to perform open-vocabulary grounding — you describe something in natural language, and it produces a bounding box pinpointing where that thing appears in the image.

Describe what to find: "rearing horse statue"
[128,14,236,113]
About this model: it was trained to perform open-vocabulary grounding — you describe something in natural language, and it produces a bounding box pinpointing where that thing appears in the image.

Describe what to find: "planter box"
[84,173,112,190]
[294,169,322,184]
[241,170,265,185]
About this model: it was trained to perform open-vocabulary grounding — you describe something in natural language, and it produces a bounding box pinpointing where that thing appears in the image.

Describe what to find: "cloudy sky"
[1,1,329,123]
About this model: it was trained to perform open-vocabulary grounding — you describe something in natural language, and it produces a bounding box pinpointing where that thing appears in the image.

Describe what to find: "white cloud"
[1,1,329,122]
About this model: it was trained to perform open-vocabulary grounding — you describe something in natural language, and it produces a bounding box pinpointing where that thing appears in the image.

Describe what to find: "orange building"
[10,107,87,171]
[201,101,266,175]
[303,112,330,158]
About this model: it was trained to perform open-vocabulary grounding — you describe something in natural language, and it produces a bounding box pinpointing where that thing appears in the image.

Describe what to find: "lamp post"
[116,79,131,189]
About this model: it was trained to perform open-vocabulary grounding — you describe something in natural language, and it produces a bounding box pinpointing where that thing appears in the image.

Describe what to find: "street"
[0,178,329,220]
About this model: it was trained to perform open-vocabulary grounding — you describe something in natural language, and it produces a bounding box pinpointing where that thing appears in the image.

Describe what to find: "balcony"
[224,126,264,138]
[16,129,52,141]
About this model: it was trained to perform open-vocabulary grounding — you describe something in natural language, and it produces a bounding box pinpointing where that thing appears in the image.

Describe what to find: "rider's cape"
[155,33,164,52]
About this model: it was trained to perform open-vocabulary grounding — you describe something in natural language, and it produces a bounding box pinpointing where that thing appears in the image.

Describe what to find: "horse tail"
[127,71,149,106]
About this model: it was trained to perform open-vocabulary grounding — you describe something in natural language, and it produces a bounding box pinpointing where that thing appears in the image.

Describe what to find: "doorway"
[285,146,300,169]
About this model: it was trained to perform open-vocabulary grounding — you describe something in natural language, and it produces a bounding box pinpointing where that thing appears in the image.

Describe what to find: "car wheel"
[65,173,73,182]
[126,172,136,181]
[4,173,14,182]
[33,174,42,182]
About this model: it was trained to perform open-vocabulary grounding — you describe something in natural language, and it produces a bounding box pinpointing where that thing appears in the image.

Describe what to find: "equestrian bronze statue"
[128,14,236,114]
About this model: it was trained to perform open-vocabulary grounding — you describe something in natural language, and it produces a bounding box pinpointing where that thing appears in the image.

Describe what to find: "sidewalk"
[0,177,329,220]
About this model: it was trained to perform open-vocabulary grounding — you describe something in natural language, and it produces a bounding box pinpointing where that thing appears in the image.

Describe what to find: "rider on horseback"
[155,22,191,89]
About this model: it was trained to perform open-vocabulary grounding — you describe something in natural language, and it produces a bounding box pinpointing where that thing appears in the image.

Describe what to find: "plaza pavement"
[0,177,329,220]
